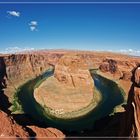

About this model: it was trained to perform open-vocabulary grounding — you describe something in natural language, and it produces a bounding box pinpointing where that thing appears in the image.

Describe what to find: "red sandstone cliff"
[119,66,140,139]
[0,50,140,138]
[54,54,94,91]
[132,67,140,137]
[2,52,64,102]
[0,110,65,139]
[0,111,29,138]
[0,52,65,139]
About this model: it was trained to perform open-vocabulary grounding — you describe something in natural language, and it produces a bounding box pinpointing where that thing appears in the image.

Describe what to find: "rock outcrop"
[28,126,65,139]
[0,110,65,139]
[99,59,118,73]
[134,67,140,86]
[54,54,94,91]
[132,67,140,137]
[99,57,139,80]
[0,111,29,137]
[133,86,140,138]
[121,71,132,81]
[120,65,140,138]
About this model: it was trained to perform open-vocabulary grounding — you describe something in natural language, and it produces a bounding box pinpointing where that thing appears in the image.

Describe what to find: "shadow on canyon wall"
[119,64,140,138]
[0,57,37,139]
[0,57,11,114]
[0,57,36,123]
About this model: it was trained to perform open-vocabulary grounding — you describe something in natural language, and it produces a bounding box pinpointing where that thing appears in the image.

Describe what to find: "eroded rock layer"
[0,50,140,138]
[0,111,29,137]
[54,54,94,90]
[119,66,140,138]
[132,67,140,137]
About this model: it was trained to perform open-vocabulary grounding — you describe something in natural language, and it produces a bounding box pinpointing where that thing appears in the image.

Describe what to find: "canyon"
[0,50,140,139]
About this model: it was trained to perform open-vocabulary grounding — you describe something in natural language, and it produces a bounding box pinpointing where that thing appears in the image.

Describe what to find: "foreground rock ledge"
[28,126,65,138]
[120,66,140,138]
[34,54,95,118]
[0,111,65,139]
[0,111,29,137]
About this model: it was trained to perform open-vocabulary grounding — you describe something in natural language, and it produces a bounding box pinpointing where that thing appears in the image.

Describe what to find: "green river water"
[11,69,125,131]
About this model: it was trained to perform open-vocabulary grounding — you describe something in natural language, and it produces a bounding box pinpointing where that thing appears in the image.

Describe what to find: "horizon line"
[1,48,140,56]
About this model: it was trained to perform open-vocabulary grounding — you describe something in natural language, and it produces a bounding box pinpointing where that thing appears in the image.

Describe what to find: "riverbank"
[91,71,125,114]
[95,70,128,111]
[10,69,125,131]
[34,75,102,119]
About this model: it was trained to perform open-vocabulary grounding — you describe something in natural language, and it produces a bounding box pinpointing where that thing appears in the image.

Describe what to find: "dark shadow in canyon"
[0,57,11,114]
[119,64,140,137]
[64,112,124,138]
[0,57,37,139]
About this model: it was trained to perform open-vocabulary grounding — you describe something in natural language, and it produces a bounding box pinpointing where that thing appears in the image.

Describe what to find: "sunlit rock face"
[99,59,118,73]
[54,54,94,91]
[0,111,29,138]
[133,67,140,137]
[135,67,140,86]
[121,71,132,81]
[121,66,140,137]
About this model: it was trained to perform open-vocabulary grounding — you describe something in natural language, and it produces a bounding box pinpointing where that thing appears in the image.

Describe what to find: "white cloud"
[94,48,140,56]
[7,11,20,17]
[1,47,35,54]
[29,20,38,31]
[30,26,37,31]
[29,21,38,26]
[120,49,140,55]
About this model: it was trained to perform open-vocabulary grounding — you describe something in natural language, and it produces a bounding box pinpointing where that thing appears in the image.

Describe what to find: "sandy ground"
[34,76,94,115]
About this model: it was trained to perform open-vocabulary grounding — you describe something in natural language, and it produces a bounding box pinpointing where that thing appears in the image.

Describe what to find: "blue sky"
[0,2,140,55]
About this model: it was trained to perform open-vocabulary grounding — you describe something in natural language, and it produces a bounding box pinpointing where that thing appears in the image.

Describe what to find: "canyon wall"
[2,52,64,101]
[119,65,140,138]
[0,52,65,139]
[0,50,140,138]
